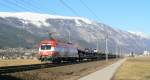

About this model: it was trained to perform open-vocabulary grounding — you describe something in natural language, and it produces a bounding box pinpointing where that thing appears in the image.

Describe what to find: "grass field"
[0,59,118,80]
[0,59,41,67]
[113,57,150,80]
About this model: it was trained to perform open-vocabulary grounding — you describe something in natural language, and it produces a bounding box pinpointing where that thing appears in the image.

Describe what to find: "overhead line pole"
[116,43,118,59]
[66,29,71,43]
[105,34,108,62]
[95,37,99,51]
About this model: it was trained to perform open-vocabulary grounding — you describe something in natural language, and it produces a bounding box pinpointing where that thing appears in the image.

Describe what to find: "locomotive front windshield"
[41,45,51,50]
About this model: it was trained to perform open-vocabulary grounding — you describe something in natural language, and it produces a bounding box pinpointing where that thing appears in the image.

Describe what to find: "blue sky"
[0,0,149,36]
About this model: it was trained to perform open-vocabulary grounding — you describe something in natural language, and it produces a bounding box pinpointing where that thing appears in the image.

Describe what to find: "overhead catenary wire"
[59,0,80,16]
[13,0,47,13]
[15,0,42,13]
[4,0,30,11]
[79,0,102,22]
[0,1,19,11]
[25,0,57,14]
[2,0,57,14]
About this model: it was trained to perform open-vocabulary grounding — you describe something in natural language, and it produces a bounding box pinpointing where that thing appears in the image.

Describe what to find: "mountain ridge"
[0,12,149,53]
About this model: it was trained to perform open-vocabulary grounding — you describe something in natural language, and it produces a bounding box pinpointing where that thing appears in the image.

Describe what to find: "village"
[0,48,37,60]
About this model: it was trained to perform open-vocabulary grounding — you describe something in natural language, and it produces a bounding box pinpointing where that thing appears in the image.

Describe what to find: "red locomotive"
[38,33,78,62]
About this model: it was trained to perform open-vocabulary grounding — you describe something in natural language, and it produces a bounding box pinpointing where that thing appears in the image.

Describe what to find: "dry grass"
[1,59,118,80]
[113,57,150,80]
[0,59,41,67]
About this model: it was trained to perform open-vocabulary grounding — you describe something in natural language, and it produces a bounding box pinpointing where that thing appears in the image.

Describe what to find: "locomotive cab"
[40,44,51,50]
[39,44,52,56]
[38,39,60,62]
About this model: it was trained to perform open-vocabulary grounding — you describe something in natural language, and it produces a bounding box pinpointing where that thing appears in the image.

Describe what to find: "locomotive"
[38,33,117,63]
[38,33,79,63]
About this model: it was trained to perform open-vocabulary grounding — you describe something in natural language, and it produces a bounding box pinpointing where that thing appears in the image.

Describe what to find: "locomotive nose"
[39,51,50,56]
[39,51,59,57]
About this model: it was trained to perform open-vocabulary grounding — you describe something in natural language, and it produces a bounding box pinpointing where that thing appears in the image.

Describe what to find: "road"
[78,58,126,80]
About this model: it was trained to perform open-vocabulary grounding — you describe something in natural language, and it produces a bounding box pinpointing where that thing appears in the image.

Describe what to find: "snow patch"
[0,12,93,27]
[128,31,150,39]
[75,19,82,26]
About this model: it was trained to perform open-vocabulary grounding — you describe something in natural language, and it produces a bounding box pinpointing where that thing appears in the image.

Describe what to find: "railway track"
[0,60,99,74]
[0,62,77,74]
[0,57,118,74]
[0,59,119,80]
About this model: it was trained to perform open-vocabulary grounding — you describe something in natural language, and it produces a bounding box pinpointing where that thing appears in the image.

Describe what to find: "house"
[143,51,150,56]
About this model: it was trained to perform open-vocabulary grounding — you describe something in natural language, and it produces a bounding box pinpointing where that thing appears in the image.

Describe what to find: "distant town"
[0,48,38,60]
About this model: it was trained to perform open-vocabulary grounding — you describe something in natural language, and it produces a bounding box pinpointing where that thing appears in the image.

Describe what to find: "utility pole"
[95,37,99,51]
[116,43,118,59]
[22,20,25,48]
[105,33,108,62]
[66,29,71,43]
[119,45,122,58]
[97,39,99,51]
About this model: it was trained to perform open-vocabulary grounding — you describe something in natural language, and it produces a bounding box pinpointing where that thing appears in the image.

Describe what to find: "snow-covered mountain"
[0,12,93,27]
[0,12,149,53]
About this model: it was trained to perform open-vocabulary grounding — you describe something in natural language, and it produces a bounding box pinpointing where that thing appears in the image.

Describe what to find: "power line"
[79,0,102,22]
[5,0,30,11]
[29,0,56,14]
[59,0,80,16]
[14,0,44,12]
[0,1,19,11]
[15,0,41,12]
[3,0,57,14]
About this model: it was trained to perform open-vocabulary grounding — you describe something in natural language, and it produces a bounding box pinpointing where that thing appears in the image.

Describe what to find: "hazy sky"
[0,0,149,36]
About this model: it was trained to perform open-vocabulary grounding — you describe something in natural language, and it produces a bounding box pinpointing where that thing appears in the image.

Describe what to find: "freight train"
[38,33,117,63]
